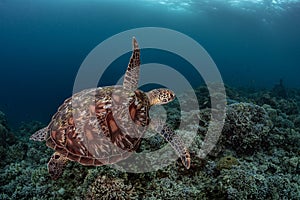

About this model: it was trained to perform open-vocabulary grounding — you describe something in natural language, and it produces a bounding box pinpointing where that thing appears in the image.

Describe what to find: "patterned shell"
[45,86,150,166]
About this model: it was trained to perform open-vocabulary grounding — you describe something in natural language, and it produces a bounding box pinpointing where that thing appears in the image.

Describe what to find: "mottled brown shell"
[45,86,150,166]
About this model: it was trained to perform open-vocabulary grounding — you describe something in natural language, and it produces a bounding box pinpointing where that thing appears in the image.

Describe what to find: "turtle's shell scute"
[45,86,149,166]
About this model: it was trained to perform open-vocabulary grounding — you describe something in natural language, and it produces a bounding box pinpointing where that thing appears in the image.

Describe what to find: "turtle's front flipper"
[123,37,140,91]
[30,127,48,141]
[151,119,190,169]
[48,152,68,180]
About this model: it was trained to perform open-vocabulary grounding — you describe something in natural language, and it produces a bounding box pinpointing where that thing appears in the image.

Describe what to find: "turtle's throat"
[146,91,163,106]
[146,91,154,106]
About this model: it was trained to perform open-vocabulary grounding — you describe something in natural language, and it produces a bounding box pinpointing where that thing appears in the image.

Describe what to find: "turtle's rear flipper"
[48,152,68,180]
[151,119,191,169]
[30,127,48,141]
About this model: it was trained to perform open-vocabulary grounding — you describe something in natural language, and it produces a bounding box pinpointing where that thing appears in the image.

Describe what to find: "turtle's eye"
[168,92,175,101]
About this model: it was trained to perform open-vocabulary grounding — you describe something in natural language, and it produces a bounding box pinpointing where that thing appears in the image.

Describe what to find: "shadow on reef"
[1,83,300,199]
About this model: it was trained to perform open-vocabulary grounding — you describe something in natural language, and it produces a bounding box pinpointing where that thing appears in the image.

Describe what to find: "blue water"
[0,0,300,126]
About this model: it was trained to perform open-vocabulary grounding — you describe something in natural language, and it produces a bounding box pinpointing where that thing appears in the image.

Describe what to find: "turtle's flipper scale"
[48,152,68,180]
[123,37,140,90]
[30,127,48,141]
[151,119,191,169]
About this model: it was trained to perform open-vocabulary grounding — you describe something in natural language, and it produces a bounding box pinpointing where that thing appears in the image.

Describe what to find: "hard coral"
[218,165,268,199]
[0,111,16,146]
[86,175,137,200]
[0,111,8,127]
[0,123,9,146]
[222,103,272,155]
[216,156,239,170]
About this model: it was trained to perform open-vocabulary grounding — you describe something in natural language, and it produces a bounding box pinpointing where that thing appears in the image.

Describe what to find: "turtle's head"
[146,88,176,106]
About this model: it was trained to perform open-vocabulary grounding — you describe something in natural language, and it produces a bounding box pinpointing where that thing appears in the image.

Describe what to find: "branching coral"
[218,165,268,199]
[221,103,272,155]
[86,175,137,200]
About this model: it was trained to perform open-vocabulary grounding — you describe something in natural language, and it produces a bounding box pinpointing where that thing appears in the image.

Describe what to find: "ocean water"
[1,1,300,199]
[0,0,299,126]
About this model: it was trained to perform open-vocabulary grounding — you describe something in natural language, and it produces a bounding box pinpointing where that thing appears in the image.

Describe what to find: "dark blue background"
[0,0,299,126]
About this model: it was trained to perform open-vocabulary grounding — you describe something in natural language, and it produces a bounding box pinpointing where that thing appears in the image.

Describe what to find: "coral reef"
[218,164,269,199]
[1,85,300,199]
[0,112,15,147]
[86,175,138,200]
[216,156,239,170]
[272,79,287,99]
[221,102,272,155]
[0,111,8,126]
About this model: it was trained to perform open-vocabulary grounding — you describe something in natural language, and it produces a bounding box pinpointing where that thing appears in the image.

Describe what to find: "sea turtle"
[30,37,190,179]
